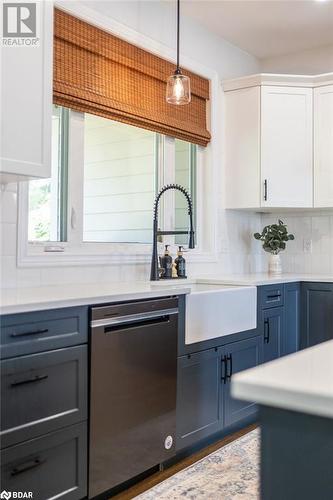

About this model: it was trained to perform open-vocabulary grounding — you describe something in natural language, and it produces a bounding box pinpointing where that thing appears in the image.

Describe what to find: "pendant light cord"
[176,0,180,73]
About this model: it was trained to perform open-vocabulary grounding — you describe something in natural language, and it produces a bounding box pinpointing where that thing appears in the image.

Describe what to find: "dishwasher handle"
[91,308,178,329]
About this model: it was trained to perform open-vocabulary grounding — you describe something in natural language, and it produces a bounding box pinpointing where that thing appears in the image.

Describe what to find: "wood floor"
[112,424,257,500]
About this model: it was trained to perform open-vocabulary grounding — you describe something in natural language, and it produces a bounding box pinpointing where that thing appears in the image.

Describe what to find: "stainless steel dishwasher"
[89,297,179,498]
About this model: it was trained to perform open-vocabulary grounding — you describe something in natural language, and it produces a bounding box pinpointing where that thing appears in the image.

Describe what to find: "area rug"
[134,429,260,500]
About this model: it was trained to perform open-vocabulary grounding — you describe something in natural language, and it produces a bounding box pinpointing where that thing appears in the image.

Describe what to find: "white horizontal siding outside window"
[83,115,157,244]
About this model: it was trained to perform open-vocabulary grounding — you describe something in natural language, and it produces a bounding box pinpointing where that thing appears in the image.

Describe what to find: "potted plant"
[254,220,295,275]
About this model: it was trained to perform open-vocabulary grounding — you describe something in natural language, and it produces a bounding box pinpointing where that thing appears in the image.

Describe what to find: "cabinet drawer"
[1,307,88,359]
[259,285,284,309]
[1,422,87,500]
[1,346,87,448]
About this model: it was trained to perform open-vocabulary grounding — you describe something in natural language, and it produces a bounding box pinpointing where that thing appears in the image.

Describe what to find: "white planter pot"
[268,254,282,275]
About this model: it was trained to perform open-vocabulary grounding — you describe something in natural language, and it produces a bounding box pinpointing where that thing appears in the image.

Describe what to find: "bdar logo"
[0,491,12,500]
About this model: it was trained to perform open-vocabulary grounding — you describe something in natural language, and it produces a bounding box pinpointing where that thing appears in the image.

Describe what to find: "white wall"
[260,44,333,74]
[0,0,261,289]
[79,0,259,79]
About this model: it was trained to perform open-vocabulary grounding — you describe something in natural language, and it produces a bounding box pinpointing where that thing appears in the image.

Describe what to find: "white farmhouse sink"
[185,284,257,345]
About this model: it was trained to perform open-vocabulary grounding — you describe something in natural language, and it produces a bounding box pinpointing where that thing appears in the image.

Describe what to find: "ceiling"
[181,0,333,59]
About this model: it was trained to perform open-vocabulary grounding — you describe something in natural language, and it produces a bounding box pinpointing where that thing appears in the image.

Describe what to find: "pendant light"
[166,0,191,105]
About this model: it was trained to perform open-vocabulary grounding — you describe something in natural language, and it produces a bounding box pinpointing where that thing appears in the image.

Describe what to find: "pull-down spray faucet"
[150,184,195,281]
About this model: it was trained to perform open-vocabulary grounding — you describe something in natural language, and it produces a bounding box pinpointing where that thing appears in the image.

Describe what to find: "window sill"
[17,244,218,268]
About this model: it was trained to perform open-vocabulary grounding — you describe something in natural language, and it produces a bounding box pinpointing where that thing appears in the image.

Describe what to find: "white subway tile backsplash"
[0,256,18,288]
[17,267,42,288]
[262,212,333,274]
[0,223,17,257]
[8,172,333,287]
[0,189,17,224]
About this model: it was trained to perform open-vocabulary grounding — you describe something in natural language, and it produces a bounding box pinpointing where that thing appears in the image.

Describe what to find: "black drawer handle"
[11,328,49,338]
[266,294,281,300]
[11,374,49,387]
[221,355,227,384]
[264,319,270,343]
[11,457,46,476]
[226,354,233,380]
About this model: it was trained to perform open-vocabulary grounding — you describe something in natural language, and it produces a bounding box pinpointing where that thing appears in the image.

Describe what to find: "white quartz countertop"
[196,273,333,286]
[0,281,246,315]
[232,340,333,419]
[0,282,193,315]
[2,273,333,315]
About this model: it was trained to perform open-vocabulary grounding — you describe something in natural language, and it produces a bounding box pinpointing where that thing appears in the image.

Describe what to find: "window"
[175,139,197,245]
[25,106,200,260]
[28,105,69,242]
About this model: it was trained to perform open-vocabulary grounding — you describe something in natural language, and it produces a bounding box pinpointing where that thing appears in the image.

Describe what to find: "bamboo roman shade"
[53,8,211,147]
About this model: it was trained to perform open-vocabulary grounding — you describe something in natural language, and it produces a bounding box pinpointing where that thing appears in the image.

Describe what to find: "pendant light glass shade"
[166,71,191,105]
[166,0,191,105]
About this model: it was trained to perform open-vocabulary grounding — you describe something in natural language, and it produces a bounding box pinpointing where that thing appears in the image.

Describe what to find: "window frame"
[17,111,209,267]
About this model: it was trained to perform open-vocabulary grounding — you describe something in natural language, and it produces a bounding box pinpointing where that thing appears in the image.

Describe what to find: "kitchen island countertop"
[231,340,333,419]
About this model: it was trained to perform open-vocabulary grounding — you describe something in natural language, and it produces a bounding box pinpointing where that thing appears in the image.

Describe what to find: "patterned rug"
[134,429,260,500]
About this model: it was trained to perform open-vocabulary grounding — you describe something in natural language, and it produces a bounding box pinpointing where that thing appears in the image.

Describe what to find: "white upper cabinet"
[225,86,261,209]
[314,85,333,208]
[224,75,314,209]
[261,86,313,208]
[0,1,53,181]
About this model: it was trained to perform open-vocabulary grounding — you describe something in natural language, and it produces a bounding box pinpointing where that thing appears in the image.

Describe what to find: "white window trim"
[17,3,220,268]
[17,142,215,267]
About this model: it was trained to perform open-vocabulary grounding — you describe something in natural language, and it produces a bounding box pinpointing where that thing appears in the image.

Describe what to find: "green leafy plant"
[254,220,294,255]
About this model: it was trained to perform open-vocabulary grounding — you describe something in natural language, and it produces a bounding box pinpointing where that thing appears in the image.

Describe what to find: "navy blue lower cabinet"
[176,348,222,450]
[176,335,262,450]
[1,422,87,500]
[261,307,284,363]
[222,336,262,428]
[301,282,333,348]
[1,345,88,448]
[284,282,300,355]
[0,307,89,499]
[258,284,284,309]
[1,307,88,359]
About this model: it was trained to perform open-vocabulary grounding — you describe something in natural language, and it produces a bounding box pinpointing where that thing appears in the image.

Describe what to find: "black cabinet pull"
[267,294,281,300]
[226,354,233,380]
[221,355,227,383]
[264,319,270,344]
[11,328,49,338]
[264,179,268,201]
[11,374,49,387]
[11,457,45,476]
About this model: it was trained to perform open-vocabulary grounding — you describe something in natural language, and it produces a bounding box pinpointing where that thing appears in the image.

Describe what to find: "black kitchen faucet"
[150,184,195,281]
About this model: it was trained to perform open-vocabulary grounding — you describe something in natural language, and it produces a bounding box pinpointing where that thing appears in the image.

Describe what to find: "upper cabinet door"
[314,85,333,208]
[261,86,313,208]
[0,1,53,180]
[225,87,261,209]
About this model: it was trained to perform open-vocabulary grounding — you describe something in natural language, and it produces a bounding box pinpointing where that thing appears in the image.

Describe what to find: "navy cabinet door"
[284,283,300,355]
[301,282,333,348]
[223,336,262,428]
[1,422,87,500]
[176,348,222,450]
[261,307,284,363]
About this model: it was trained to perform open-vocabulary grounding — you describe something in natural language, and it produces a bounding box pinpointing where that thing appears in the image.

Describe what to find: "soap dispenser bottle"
[160,245,173,279]
[175,246,186,278]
